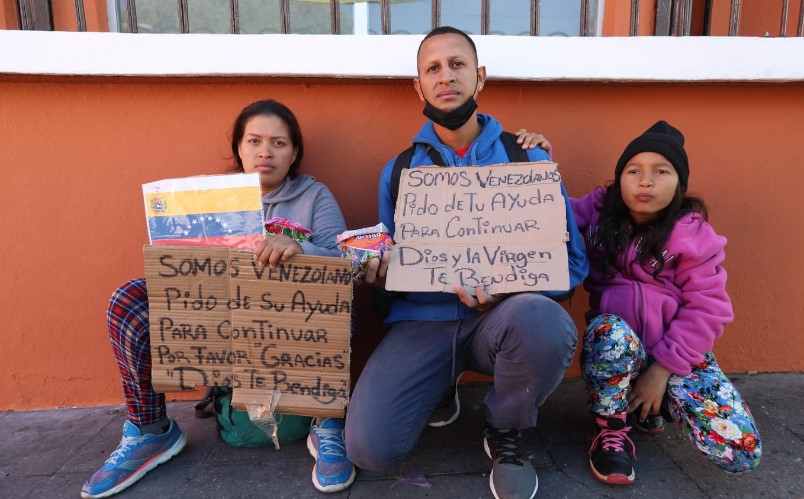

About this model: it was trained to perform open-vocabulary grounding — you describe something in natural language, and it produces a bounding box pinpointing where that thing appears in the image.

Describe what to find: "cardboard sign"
[144,245,353,418]
[386,162,570,294]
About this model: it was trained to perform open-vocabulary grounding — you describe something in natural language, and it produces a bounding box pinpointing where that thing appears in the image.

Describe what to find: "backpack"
[389,130,529,206]
[195,386,312,449]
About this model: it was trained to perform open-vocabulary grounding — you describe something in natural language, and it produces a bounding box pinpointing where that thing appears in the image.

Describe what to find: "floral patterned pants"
[581,314,761,473]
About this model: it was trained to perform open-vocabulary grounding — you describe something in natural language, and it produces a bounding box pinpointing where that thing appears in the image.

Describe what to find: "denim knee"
[344,423,406,472]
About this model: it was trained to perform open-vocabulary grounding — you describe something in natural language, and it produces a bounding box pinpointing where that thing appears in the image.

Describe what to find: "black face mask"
[422,96,478,131]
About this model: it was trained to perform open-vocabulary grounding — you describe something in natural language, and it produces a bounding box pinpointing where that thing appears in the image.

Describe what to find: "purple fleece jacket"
[571,188,733,375]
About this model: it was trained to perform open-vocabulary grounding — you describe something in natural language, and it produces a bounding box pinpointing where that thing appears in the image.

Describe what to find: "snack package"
[337,223,394,278]
[265,217,312,243]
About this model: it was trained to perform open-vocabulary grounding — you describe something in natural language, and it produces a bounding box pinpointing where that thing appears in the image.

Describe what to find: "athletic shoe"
[428,373,462,427]
[483,423,538,499]
[307,418,356,493]
[632,413,665,435]
[630,399,672,434]
[588,414,636,485]
[81,417,186,498]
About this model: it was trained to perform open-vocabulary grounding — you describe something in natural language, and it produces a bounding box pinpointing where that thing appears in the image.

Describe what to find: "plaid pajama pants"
[107,278,166,425]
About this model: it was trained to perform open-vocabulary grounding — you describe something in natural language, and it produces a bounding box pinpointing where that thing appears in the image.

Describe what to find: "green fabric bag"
[208,387,312,448]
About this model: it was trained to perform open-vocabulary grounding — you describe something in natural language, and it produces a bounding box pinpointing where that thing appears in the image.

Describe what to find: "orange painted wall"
[1,0,19,29]
[600,0,803,37]
[51,0,109,32]
[738,0,801,37]
[1,76,802,411]
[602,0,657,36]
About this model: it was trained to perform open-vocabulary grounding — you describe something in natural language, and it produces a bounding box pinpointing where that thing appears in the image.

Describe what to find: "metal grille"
[110,0,578,36]
[17,0,52,30]
[12,0,804,37]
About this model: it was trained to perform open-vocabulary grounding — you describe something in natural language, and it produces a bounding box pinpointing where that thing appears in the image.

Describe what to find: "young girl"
[82,100,354,498]
[569,120,761,484]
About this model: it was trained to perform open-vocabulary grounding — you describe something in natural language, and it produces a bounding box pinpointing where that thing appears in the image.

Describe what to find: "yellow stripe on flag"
[144,186,262,217]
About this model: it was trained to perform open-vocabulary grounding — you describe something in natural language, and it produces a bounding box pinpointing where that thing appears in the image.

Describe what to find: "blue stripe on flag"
[148,210,263,241]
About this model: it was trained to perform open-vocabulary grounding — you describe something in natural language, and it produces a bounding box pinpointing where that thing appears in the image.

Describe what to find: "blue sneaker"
[81,417,186,498]
[306,418,356,493]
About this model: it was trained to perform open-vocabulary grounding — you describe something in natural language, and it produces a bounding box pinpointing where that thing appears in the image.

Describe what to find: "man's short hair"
[417,25,478,66]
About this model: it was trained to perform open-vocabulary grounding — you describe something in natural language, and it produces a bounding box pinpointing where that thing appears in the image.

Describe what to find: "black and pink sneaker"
[588,414,636,485]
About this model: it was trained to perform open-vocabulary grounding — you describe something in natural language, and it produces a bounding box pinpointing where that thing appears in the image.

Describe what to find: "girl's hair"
[229,99,304,177]
[594,180,708,278]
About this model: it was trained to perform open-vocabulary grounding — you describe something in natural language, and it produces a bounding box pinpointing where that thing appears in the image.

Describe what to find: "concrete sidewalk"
[1,373,802,498]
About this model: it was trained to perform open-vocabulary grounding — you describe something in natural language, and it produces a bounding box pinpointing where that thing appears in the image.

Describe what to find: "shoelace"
[590,427,636,458]
[316,427,346,458]
[489,428,524,466]
[106,435,136,465]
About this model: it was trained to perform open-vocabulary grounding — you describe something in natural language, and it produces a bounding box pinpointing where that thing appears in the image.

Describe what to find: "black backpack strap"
[500,131,529,163]
[391,145,446,207]
[390,145,415,208]
[425,145,445,166]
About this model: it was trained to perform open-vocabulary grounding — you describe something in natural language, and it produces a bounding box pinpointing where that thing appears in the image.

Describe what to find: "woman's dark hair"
[594,180,708,279]
[230,99,304,177]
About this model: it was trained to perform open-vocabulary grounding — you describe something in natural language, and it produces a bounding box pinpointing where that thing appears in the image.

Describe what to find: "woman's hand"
[627,363,672,421]
[454,284,505,312]
[515,129,552,155]
[253,235,303,269]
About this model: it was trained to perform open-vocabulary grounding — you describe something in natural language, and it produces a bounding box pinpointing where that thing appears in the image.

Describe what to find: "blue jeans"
[345,293,577,471]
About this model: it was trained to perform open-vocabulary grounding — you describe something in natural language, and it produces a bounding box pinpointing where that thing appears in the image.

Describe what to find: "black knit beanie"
[614,120,689,191]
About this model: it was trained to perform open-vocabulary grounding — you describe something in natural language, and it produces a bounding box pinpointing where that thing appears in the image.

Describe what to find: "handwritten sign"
[143,245,353,418]
[386,162,569,294]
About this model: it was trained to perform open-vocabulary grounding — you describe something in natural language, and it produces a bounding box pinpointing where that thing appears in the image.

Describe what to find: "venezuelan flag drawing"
[143,173,263,250]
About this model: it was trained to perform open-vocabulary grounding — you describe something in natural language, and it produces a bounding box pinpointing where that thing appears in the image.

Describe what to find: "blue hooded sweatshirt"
[377,114,588,324]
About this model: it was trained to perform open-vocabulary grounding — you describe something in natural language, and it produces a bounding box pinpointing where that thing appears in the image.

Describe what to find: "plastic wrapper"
[264,217,312,243]
[337,223,394,278]
[245,390,282,450]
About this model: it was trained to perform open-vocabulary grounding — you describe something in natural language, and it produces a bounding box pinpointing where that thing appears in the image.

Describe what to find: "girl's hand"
[254,235,303,269]
[515,128,552,155]
[453,284,504,312]
[627,363,672,421]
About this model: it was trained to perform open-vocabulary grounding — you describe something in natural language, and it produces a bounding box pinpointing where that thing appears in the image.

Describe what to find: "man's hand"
[253,235,303,269]
[362,251,391,287]
[516,129,552,155]
[627,363,672,421]
[453,284,504,312]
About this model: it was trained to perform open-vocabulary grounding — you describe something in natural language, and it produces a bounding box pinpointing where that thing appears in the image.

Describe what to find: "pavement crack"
[780,423,804,443]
